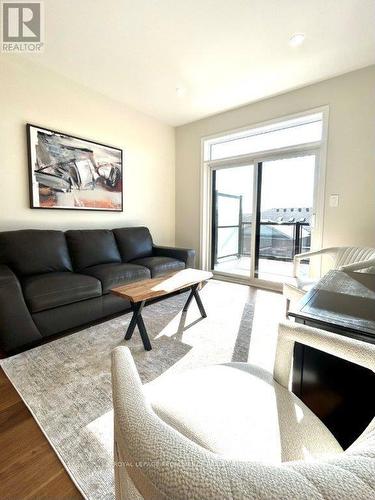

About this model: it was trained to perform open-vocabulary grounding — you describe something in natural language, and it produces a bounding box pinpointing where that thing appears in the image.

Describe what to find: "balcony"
[214,221,311,283]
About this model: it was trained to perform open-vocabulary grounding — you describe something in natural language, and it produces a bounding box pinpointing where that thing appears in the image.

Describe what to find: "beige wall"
[1,60,374,254]
[0,58,175,245]
[175,66,375,261]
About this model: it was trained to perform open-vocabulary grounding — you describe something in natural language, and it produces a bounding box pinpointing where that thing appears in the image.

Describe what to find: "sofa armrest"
[153,245,196,268]
[0,265,42,355]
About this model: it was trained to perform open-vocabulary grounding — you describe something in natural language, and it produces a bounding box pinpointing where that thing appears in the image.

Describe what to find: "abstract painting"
[27,124,123,211]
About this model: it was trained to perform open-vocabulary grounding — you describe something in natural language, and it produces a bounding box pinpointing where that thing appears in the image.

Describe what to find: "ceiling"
[7,0,375,125]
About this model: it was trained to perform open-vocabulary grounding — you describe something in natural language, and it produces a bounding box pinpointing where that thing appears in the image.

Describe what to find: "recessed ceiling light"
[289,33,305,47]
[176,87,186,97]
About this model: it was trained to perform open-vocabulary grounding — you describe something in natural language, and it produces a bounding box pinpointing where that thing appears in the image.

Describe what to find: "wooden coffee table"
[111,269,213,351]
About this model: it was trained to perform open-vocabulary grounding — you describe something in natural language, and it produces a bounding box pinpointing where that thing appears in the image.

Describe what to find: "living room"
[0,1,374,499]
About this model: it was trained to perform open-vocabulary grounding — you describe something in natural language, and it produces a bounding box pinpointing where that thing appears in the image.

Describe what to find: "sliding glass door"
[210,152,318,285]
[211,165,254,277]
[254,154,316,283]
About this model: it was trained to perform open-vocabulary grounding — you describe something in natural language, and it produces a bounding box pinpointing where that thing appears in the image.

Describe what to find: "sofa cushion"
[66,230,121,270]
[22,272,102,313]
[131,256,185,278]
[83,263,150,294]
[0,230,73,276]
[113,227,153,262]
[145,363,343,463]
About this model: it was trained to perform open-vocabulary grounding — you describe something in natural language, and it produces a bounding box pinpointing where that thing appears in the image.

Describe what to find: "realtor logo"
[1,1,44,52]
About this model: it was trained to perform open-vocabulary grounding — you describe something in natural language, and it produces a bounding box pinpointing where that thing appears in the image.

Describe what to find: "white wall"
[175,66,375,260]
[0,58,175,245]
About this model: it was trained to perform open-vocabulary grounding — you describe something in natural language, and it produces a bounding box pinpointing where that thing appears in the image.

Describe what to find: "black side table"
[289,270,375,449]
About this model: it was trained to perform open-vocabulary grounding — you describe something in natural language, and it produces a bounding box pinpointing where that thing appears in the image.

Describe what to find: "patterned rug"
[0,280,275,499]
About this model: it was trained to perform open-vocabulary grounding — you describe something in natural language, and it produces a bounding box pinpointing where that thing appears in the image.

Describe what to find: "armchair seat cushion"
[83,263,150,294]
[22,272,102,313]
[131,256,185,278]
[144,362,342,463]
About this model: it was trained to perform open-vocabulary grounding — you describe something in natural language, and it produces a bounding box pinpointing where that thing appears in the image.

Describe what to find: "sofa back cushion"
[0,230,73,276]
[66,229,121,270]
[113,227,153,262]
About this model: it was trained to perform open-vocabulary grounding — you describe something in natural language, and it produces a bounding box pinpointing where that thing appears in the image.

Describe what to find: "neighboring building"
[260,207,312,224]
[241,208,311,260]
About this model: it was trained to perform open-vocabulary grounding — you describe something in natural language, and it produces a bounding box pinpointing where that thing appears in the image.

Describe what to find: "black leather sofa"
[0,227,195,355]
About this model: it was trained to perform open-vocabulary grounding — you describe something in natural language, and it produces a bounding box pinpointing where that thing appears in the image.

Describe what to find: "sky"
[215,156,315,215]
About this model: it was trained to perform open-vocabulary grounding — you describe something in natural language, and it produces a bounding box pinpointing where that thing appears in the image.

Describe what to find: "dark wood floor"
[0,368,82,499]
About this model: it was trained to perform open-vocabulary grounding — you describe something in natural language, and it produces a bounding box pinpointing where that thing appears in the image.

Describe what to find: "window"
[201,107,328,287]
[204,113,323,161]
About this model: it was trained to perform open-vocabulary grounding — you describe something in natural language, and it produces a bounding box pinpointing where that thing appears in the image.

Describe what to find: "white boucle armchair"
[283,246,375,314]
[111,321,375,500]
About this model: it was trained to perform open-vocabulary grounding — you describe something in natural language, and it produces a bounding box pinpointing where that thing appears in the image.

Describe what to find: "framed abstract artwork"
[27,124,123,211]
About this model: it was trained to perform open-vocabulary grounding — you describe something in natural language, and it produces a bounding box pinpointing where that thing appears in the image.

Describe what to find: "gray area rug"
[1,281,258,499]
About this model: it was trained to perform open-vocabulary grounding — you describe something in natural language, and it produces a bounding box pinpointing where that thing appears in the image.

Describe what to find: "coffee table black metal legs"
[124,300,152,351]
[124,284,207,351]
[182,284,207,318]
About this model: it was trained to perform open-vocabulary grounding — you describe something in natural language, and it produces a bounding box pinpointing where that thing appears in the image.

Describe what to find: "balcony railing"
[242,221,310,261]
[216,221,310,264]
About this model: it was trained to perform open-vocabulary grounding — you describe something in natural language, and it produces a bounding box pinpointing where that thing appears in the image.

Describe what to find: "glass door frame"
[206,147,323,290]
[211,189,243,268]
[211,164,252,279]
[252,149,320,285]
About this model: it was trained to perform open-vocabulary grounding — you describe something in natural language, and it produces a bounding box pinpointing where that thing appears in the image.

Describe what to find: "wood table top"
[111,268,213,303]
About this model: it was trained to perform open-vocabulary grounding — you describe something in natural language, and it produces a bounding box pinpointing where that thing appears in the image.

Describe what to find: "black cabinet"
[289,270,375,449]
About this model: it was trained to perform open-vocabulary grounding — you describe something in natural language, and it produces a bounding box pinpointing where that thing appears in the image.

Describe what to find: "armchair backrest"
[274,321,375,495]
[112,327,375,500]
[274,321,375,389]
[333,246,375,270]
[293,246,375,278]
